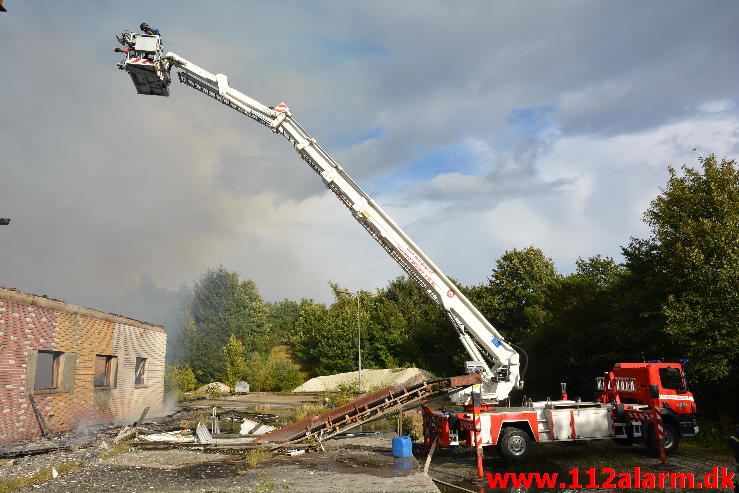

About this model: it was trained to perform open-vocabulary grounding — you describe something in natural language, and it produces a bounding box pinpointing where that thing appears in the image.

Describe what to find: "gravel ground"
[2,401,733,493]
[427,438,735,492]
[2,431,439,493]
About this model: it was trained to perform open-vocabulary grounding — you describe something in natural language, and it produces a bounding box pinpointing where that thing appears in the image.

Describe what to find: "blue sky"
[1,1,739,317]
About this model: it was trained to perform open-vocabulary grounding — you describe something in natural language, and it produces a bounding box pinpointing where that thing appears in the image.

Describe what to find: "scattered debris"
[285,449,305,457]
[334,431,380,439]
[0,459,14,466]
[210,406,220,434]
[28,394,49,437]
[240,419,276,436]
[138,430,194,443]
[113,426,137,444]
[0,444,70,459]
[133,406,150,427]
[195,422,214,445]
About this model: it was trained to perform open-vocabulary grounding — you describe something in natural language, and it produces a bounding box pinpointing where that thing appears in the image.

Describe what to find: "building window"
[35,350,62,390]
[135,357,147,386]
[94,355,117,388]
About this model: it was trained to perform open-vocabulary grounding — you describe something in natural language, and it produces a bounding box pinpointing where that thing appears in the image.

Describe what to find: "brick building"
[0,286,166,445]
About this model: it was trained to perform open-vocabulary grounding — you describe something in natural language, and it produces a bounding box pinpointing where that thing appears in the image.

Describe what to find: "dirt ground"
[188,392,320,409]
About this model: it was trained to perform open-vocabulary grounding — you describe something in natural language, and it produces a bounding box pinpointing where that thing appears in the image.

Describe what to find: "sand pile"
[195,382,231,395]
[293,368,435,392]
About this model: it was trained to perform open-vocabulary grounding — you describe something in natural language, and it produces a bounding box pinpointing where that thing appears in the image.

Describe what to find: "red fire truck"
[423,361,698,464]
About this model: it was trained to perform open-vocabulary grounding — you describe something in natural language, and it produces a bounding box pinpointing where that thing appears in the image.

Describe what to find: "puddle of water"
[393,458,414,470]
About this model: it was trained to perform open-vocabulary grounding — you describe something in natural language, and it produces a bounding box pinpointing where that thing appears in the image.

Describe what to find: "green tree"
[463,283,499,326]
[223,333,248,388]
[293,299,329,375]
[523,255,626,398]
[383,277,466,376]
[622,155,739,414]
[182,266,270,383]
[308,284,364,376]
[488,247,560,341]
[238,279,270,353]
[266,299,301,347]
[164,363,198,394]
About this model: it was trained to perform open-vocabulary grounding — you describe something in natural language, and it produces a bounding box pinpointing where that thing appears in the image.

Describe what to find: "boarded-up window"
[34,350,62,390]
[135,357,147,385]
[94,355,117,387]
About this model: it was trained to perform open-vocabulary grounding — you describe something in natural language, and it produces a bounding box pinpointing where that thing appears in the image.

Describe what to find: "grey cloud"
[2,0,739,315]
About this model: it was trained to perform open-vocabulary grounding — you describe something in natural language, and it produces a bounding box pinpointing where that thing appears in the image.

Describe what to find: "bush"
[164,364,198,394]
[386,413,421,441]
[264,357,303,391]
[245,347,304,392]
[320,389,354,408]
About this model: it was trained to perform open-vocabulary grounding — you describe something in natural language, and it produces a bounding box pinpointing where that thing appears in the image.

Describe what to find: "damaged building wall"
[0,286,166,445]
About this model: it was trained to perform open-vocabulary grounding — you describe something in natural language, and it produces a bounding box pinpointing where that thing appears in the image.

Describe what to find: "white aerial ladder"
[114,24,523,404]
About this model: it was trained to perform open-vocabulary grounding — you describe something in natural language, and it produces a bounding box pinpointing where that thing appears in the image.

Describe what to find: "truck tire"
[648,422,680,455]
[497,427,532,462]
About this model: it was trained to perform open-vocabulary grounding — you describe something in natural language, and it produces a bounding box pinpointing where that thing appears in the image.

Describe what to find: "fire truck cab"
[604,362,699,451]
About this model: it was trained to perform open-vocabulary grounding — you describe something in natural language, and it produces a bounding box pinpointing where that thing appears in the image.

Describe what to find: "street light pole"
[356,295,362,394]
[338,289,380,394]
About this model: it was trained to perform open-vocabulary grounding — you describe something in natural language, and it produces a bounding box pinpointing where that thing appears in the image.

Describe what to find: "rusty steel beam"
[257,374,481,446]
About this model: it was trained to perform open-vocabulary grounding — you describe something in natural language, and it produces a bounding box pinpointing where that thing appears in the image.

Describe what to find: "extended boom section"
[115,26,521,404]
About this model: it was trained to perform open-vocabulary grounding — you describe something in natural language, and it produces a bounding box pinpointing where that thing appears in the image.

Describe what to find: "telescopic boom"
[114,25,523,403]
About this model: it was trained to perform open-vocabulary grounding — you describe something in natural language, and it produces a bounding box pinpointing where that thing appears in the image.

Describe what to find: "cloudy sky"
[1,1,738,316]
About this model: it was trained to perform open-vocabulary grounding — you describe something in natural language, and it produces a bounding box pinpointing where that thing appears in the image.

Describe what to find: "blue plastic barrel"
[392,435,413,458]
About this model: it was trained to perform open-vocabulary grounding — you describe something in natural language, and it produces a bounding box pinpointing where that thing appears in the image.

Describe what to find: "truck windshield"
[659,367,684,391]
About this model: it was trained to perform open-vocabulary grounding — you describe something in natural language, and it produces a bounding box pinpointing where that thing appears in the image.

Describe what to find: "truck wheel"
[648,422,680,455]
[497,427,532,462]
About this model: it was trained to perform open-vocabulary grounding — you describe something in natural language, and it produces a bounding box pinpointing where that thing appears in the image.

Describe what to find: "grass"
[0,461,85,493]
[244,447,273,468]
[99,442,132,460]
[681,416,734,456]
[177,419,201,429]
[253,472,278,493]
[350,456,384,468]
[293,402,327,422]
